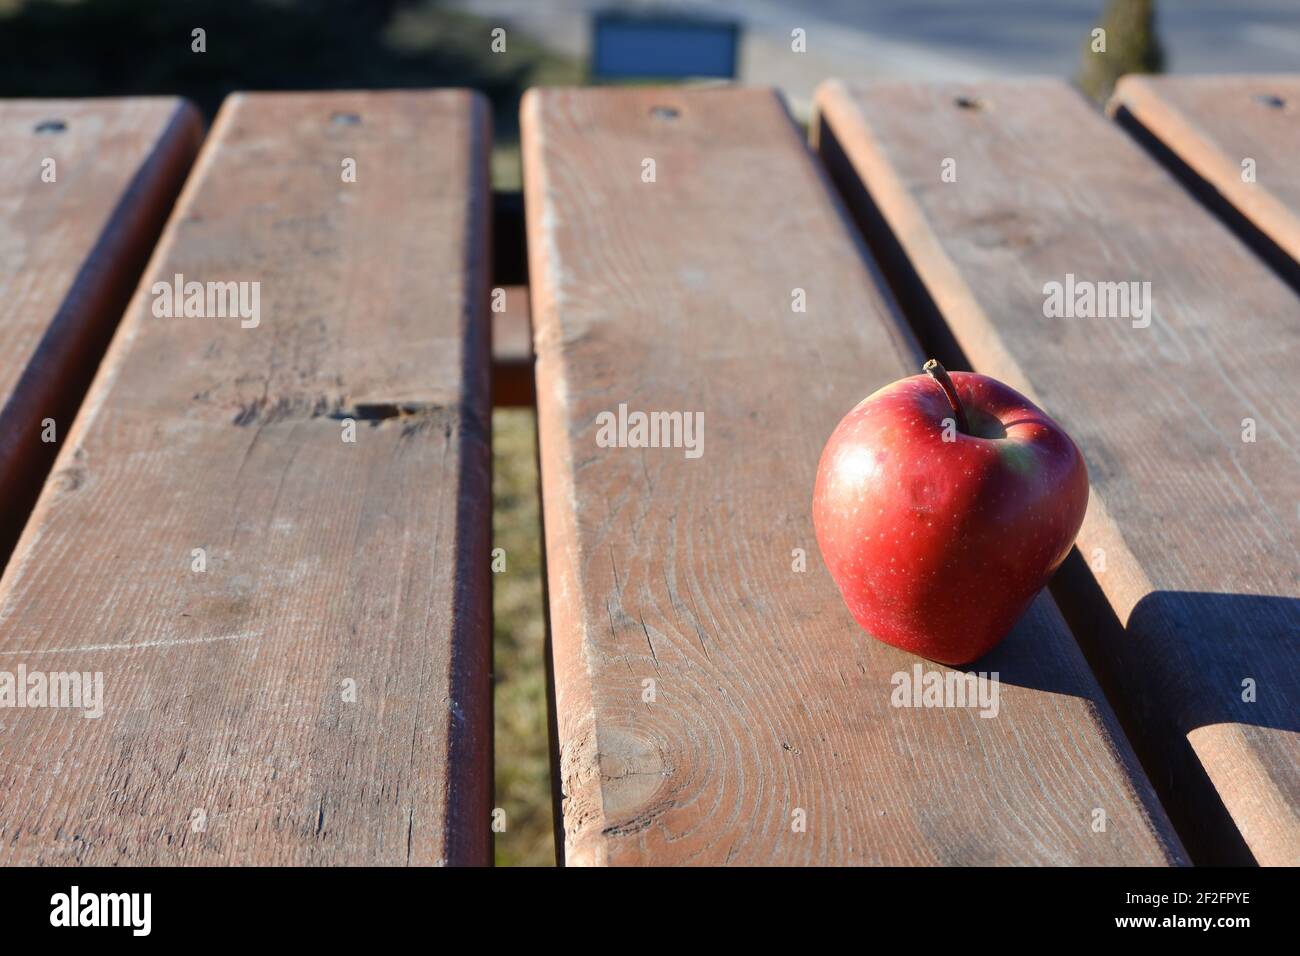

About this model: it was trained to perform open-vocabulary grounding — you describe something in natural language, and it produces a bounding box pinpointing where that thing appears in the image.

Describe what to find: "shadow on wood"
[1052,548,1299,865]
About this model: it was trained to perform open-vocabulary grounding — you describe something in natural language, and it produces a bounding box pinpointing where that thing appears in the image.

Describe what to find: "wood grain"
[0,98,202,563]
[815,78,1300,865]
[1110,75,1300,275]
[0,91,493,865]
[522,86,1185,866]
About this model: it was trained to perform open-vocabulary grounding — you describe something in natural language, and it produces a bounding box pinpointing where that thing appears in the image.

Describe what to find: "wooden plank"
[1109,75,1300,278]
[0,98,202,562]
[814,78,1300,865]
[492,284,534,407]
[522,86,1185,866]
[0,91,493,865]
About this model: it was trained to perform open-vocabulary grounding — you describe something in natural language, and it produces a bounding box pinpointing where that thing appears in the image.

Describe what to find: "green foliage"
[0,0,573,118]
[1078,0,1165,104]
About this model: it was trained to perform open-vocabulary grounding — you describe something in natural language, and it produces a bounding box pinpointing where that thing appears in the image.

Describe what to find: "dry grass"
[491,408,555,866]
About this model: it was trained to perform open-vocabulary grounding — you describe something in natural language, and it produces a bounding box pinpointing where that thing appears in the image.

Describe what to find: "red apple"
[813,360,1087,665]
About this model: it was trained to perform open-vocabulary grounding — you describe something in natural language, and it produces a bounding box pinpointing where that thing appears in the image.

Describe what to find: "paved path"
[451,0,1300,117]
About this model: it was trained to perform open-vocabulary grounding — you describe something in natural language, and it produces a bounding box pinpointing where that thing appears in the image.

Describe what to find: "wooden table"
[0,78,1294,866]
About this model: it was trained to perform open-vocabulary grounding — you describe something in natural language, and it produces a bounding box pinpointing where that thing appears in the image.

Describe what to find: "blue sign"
[591,12,739,79]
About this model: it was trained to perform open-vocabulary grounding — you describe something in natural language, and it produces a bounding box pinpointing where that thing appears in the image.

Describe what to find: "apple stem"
[922,359,970,434]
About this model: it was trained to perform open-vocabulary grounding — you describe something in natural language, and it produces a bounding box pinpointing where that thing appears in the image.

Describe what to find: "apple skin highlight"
[813,366,1088,666]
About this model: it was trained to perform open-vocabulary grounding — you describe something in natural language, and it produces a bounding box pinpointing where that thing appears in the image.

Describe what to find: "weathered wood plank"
[522,86,1185,866]
[1109,75,1300,277]
[0,91,493,865]
[0,98,201,563]
[815,78,1300,865]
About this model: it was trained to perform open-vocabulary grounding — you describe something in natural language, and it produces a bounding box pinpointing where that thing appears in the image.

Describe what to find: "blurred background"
[6,0,1299,185]
[2,0,1295,866]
